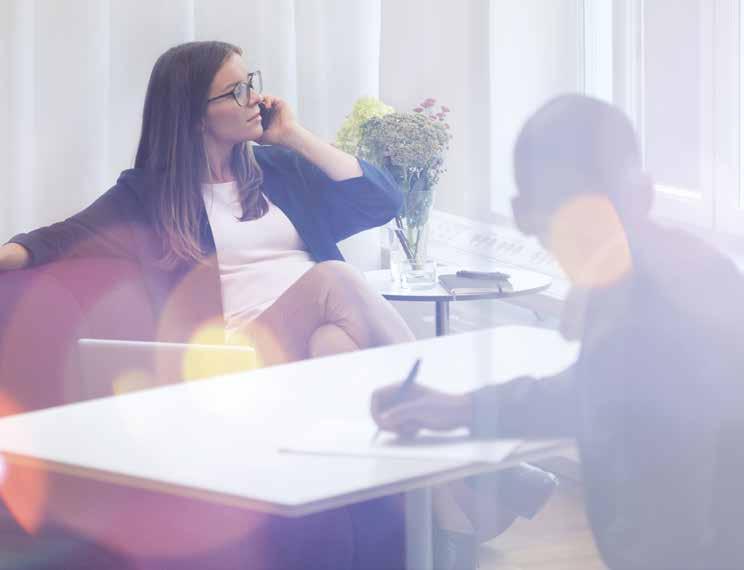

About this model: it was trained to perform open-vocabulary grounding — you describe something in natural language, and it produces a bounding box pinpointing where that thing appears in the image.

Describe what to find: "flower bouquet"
[335,97,395,154]
[356,98,451,286]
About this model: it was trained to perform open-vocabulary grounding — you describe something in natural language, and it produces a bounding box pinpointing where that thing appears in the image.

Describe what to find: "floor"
[480,478,606,570]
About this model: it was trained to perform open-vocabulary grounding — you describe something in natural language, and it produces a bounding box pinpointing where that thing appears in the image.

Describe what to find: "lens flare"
[155,255,225,345]
[0,392,48,535]
[178,324,257,383]
[112,368,157,395]
[41,473,267,561]
[549,193,632,289]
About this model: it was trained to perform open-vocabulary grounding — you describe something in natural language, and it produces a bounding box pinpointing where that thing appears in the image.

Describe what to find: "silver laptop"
[78,338,257,399]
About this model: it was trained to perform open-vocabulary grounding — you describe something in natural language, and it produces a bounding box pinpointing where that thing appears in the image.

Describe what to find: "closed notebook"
[439,273,513,296]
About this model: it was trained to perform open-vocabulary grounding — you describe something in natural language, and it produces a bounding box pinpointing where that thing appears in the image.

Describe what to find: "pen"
[371,358,422,443]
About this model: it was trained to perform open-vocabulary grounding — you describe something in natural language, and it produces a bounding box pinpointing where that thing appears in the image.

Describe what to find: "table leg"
[405,487,433,570]
[435,301,450,337]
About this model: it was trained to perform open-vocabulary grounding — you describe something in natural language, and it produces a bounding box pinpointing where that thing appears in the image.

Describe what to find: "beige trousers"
[243,260,415,366]
[242,261,492,537]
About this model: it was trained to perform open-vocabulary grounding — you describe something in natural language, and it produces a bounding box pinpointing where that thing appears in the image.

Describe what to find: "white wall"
[0,0,11,237]
[380,0,584,222]
[489,0,583,217]
[379,0,492,220]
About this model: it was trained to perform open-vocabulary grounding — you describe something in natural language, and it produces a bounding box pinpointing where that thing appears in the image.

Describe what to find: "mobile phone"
[259,103,274,130]
[456,270,511,281]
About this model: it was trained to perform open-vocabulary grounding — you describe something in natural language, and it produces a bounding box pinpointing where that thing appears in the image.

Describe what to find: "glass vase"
[388,189,437,289]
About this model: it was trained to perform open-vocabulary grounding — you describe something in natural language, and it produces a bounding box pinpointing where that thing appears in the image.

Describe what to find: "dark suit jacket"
[472,223,744,569]
[7,145,401,343]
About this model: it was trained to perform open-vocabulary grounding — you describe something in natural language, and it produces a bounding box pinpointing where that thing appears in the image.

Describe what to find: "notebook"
[280,420,521,464]
[280,419,567,465]
[438,273,513,296]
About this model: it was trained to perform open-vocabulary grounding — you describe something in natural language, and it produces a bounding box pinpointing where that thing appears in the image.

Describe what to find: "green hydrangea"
[335,97,395,154]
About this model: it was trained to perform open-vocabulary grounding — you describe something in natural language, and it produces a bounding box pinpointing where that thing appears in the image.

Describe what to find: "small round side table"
[365,265,552,337]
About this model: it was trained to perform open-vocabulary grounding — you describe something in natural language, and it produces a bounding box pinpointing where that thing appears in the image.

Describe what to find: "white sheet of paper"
[279,420,525,464]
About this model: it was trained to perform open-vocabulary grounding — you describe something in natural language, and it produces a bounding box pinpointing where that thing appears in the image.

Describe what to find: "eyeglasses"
[207,70,262,107]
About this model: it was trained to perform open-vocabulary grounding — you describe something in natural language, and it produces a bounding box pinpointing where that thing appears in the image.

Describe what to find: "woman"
[0,40,412,569]
[0,41,414,365]
[0,41,552,569]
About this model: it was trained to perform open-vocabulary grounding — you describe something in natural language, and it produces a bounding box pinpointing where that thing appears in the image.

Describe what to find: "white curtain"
[379,0,585,221]
[2,0,593,252]
[0,0,381,248]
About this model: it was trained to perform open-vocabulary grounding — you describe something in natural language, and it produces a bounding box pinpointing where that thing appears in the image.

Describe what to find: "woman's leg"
[245,261,415,366]
[235,261,410,569]
[308,324,360,359]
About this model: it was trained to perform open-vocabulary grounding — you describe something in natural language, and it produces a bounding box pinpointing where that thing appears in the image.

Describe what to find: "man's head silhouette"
[512,94,654,287]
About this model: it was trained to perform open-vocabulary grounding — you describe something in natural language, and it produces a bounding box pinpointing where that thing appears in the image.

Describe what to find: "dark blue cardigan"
[9,145,402,341]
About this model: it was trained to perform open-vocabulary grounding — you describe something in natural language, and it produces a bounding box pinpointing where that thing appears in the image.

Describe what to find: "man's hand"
[370,383,474,438]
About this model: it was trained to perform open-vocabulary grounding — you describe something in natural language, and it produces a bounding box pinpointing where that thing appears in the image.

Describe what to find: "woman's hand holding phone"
[257,94,363,180]
[256,95,300,147]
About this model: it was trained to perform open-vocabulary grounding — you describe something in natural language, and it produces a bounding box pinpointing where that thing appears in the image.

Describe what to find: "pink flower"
[421,98,436,108]
[413,107,423,113]
[441,105,450,112]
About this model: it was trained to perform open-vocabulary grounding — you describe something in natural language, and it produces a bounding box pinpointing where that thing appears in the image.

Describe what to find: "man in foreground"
[372,94,744,569]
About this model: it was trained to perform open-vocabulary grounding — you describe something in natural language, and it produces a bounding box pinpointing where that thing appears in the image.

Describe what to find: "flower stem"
[394,217,415,262]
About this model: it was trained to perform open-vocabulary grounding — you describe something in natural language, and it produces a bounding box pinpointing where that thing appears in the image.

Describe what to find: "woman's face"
[203,53,262,147]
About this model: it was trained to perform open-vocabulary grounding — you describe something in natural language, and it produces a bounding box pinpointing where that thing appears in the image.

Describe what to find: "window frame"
[716,0,744,236]
[488,0,744,241]
[612,0,744,238]
[616,0,717,229]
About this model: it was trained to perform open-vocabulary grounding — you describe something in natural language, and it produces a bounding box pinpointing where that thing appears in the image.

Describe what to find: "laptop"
[78,338,257,399]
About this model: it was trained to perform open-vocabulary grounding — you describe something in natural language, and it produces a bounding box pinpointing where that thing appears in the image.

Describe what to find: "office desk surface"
[0,326,579,517]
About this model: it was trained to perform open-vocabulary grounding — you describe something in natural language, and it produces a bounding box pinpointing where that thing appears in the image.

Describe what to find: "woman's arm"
[0,243,31,271]
[282,125,363,181]
[257,95,402,241]
[258,96,363,181]
[6,182,140,268]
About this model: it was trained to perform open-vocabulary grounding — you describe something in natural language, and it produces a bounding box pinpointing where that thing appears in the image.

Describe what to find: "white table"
[366,266,552,336]
[0,326,579,569]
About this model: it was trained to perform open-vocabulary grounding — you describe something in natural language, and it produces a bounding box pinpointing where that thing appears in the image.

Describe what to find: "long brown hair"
[135,41,268,268]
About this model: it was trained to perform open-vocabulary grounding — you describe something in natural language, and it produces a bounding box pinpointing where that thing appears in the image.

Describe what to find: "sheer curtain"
[0,0,381,265]
[379,0,585,221]
[2,0,595,253]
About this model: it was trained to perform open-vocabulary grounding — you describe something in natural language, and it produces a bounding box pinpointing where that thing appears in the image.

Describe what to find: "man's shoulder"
[641,225,739,281]
[638,224,744,325]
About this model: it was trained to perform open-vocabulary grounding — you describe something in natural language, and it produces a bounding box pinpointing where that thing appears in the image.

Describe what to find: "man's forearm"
[0,243,31,270]
[468,367,579,439]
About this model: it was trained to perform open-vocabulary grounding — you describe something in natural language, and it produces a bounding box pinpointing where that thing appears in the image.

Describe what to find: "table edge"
[2,440,571,518]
